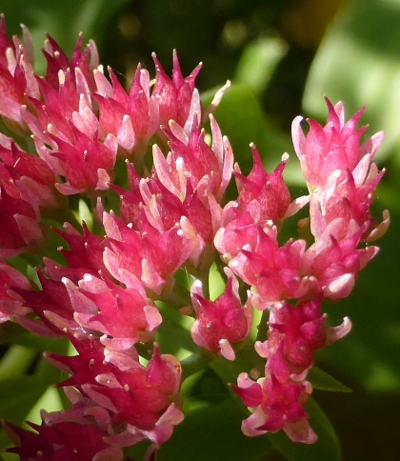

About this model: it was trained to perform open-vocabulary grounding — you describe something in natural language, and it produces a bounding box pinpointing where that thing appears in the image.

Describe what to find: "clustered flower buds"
[0,15,389,460]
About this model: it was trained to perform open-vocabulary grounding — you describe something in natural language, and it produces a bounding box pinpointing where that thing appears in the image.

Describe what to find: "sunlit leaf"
[25,386,63,425]
[209,262,226,301]
[235,37,288,95]
[78,198,93,231]
[0,345,36,380]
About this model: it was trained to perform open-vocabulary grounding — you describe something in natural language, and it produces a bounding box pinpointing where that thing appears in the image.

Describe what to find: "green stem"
[161,283,192,310]
[256,310,270,342]
[181,351,211,380]
[197,268,210,299]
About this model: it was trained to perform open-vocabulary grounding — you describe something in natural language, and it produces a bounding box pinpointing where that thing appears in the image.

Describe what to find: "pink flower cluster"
[225,101,388,443]
[0,15,389,460]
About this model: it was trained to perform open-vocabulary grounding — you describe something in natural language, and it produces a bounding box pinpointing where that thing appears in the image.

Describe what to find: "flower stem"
[256,310,270,342]
[181,351,211,380]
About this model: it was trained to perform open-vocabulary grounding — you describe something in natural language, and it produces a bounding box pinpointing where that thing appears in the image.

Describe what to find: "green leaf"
[235,37,288,95]
[0,345,36,380]
[209,261,226,301]
[0,453,17,461]
[269,397,341,461]
[5,333,69,355]
[5,256,41,287]
[303,0,400,161]
[78,198,93,231]
[155,302,196,360]
[308,367,352,393]
[205,84,269,173]
[0,338,69,449]
[25,385,63,425]
[0,376,50,449]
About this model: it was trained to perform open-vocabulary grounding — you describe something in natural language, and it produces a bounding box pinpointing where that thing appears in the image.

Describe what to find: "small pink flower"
[233,370,316,444]
[49,338,184,446]
[190,275,252,360]
[256,300,325,379]
[66,274,162,350]
[254,298,351,381]
[114,161,222,269]
[305,223,379,300]
[46,222,110,284]
[103,211,192,296]
[42,32,98,92]
[152,114,233,203]
[161,116,233,202]
[94,64,158,158]
[89,346,182,435]
[152,50,202,128]
[214,209,262,260]
[49,127,116,194]
[234,144,292,224]
[309,167,387,242]
[227,226,317,305]
[292,98,389,243]
[46,335,120,388]
[0,139,58,211]
[15,272,76,337]
[291,98,383,191]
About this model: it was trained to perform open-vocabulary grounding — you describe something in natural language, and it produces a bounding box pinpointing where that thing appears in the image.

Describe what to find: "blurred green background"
[0,1,399,460]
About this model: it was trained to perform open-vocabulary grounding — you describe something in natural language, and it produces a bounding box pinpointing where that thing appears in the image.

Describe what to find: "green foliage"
[235,37,288,95]
[0,355,67,450]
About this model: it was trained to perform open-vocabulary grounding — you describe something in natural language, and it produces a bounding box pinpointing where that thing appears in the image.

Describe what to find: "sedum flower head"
[0,15,390,458]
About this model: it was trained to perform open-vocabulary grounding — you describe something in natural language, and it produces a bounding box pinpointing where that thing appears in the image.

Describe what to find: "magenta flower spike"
[0,17,390,458]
